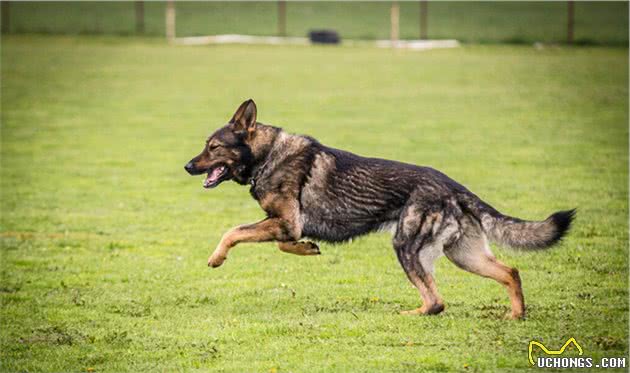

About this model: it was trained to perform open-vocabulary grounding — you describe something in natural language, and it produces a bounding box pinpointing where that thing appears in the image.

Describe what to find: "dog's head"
[184,99,257,188]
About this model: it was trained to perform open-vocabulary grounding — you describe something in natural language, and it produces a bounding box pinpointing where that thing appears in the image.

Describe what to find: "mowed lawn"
[1,36,628,372]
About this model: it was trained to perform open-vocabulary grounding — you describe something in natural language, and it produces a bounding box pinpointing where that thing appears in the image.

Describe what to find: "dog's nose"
[184,162,195,174]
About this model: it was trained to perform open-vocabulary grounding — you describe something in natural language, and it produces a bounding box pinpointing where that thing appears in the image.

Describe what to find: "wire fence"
[1,1,628,45]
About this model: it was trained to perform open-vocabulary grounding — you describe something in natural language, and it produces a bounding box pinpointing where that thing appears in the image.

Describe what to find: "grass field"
[5,1,629,45]
[1,35,628,372]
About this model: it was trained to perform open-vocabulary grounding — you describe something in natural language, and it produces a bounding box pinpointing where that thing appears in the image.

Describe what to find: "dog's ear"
[230,99,257,135]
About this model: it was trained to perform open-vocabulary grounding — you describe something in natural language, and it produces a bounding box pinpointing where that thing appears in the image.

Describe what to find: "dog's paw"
[304,241,321,255]
[400,303,444,316]
[504,310,525,320]
[278,241,321,256]
[400,308,423,315]
[207,254,227,268]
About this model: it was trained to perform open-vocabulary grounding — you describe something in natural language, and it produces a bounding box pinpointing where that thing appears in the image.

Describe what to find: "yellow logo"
[528,337,584,365]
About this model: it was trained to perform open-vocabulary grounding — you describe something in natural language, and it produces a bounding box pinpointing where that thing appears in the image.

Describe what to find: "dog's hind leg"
[278,241,321,256]
[444,218,525,319]
[397,246,445,316]
[394,206,450,316]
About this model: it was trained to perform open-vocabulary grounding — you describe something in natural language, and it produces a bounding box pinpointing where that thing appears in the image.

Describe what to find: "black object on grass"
[309,30,341,44]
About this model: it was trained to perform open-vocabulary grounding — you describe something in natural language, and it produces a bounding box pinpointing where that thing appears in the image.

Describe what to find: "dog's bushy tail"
[483,209,576,250]
[458,192,576,250]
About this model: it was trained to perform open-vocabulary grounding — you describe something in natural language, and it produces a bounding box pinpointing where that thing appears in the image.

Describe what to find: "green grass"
[1,35,628,372]
[5,1,629,45]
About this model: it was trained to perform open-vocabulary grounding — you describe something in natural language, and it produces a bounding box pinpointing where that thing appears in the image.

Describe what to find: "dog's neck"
[234,123,281,185]
[249,123,282,162]
[243,124,311,187]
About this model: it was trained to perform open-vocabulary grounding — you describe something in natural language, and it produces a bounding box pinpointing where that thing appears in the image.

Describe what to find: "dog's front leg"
[208,218,296,268]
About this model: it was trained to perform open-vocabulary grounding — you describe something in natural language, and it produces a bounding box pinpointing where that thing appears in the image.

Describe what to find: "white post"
[419,0,428,40]
[166,0,176,41]
[390,2,399,48]
[278,0,286,37]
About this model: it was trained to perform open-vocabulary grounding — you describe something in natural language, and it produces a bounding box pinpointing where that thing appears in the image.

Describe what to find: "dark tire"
[308,30,341,44]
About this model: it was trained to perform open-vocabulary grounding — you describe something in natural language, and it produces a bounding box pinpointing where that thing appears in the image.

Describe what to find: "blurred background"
[1,2,628,372]
[1,1,628,45]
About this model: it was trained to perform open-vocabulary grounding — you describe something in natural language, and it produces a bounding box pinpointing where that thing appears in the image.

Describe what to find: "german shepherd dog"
[185,99,575,319]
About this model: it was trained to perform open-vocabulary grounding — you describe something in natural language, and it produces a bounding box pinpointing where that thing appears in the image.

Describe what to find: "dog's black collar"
[249,159,268,190]
[248,162,267,201]
[248,138,281,192]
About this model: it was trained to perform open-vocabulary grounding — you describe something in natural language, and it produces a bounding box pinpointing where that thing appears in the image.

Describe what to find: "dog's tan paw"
[400,308,423,315]
[400,303,444,315]
[303,241,321,255]
[504,311,525,320]
[278,241,321,256]
[207,254,227,268]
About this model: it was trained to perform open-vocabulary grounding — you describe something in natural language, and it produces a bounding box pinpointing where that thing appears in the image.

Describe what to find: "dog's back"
[287,133,574,251]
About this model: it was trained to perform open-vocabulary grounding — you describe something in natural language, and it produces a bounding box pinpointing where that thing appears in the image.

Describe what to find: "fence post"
[419,0,428,40]
[135,1,144,34]
[277,0,286,37]
[166,0,176,41]
[1,1,10,34]
[390,1,399,47]
[567,1,574,44]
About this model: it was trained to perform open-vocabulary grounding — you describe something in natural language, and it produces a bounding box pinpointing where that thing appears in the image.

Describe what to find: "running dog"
[184,99,575,319]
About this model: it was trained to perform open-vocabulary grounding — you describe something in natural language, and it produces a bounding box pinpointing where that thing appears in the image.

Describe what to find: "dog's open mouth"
[203,165,228,189]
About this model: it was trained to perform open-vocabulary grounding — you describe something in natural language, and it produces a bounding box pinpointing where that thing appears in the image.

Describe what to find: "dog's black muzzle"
[184,161,203,175]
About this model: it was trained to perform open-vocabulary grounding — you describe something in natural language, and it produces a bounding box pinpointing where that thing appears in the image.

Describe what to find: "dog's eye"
[209,144,221,150]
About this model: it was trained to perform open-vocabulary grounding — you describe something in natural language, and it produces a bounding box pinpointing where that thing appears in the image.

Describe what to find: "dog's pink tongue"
[203,167,224,187]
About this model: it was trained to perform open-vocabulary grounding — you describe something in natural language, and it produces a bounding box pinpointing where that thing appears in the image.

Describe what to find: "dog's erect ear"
[230,99,257,135]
